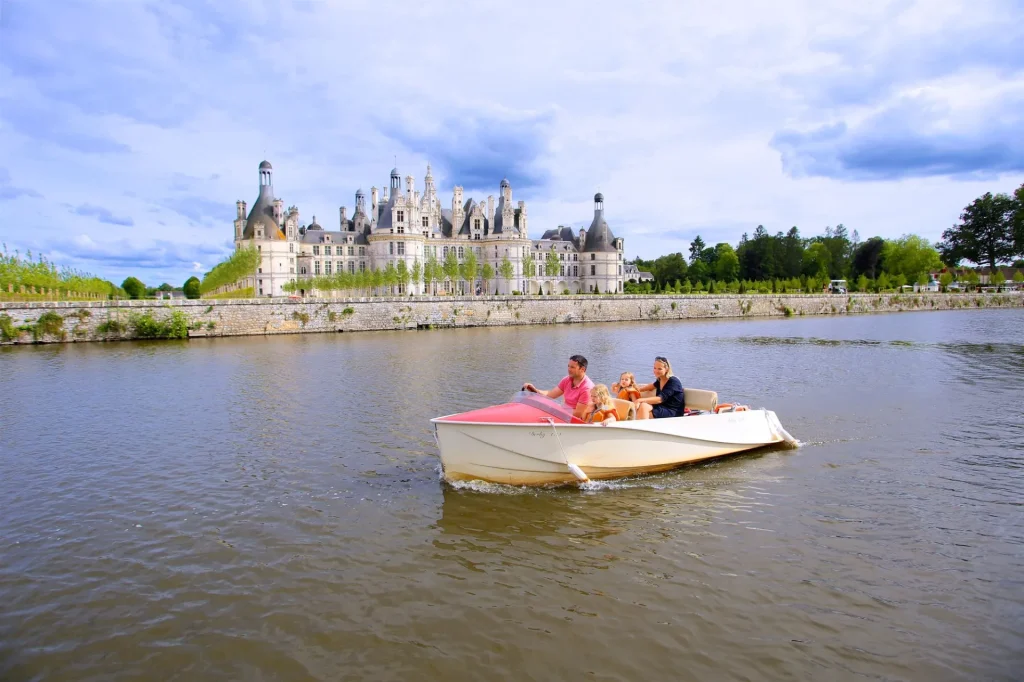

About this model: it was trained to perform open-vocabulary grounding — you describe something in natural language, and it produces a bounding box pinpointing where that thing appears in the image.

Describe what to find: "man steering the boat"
[521,354,594,420]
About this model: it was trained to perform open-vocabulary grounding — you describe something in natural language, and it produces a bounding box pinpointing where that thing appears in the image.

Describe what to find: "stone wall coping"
[3,291,1020,310]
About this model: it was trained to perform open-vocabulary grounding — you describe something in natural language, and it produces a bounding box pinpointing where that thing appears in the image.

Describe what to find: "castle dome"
[259,160,272,170]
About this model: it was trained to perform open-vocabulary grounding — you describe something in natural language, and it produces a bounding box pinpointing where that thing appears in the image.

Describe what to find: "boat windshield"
[510,391,577,423]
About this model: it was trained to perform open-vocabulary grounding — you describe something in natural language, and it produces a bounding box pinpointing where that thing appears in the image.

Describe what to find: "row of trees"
[1,245,124,298]
[283,249,563,295]
[199,246,262,295]
[634,183,1024,292]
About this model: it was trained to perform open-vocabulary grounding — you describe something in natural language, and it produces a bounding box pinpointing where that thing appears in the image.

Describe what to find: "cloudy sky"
[1,0,1022,286]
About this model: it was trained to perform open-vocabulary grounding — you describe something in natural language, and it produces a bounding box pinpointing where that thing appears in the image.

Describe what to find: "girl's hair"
[619,371,636,386]
[654,356,674,379]
[590,383,612,407]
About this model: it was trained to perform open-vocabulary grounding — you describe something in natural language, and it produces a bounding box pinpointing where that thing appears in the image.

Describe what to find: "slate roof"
[242,186,285,240]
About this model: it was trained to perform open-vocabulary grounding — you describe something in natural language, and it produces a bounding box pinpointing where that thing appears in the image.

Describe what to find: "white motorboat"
[430,389,798,486]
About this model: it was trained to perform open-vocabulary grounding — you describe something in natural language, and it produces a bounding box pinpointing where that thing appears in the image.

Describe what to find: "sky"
[1,0,1022,286]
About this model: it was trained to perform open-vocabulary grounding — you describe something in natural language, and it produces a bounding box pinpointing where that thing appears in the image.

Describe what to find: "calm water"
[2,309,1022,681]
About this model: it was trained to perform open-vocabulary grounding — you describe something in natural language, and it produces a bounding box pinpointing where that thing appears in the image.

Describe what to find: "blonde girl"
[585,384,618,426]
[612,371,641,401]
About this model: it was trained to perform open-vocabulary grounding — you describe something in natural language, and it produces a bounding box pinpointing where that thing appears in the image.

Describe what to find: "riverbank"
[1,292,1021,344]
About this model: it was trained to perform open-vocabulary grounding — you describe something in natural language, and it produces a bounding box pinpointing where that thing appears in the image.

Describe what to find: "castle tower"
[581,192,622,293]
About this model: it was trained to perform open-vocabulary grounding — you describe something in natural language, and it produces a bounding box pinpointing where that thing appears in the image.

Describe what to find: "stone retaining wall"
[1,293,1021,345]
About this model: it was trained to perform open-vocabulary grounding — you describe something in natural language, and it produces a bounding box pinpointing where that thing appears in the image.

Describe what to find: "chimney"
[487,195,494,225]
[340,206,348,226]
[273,199,283,222]
[406,175,414,197]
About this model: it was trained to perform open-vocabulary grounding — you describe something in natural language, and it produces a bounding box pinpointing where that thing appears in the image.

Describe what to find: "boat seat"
[683,388,718,412]
[612,398,637,421]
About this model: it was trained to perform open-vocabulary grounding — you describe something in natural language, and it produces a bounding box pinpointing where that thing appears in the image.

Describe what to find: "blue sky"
[1,0,1022,286]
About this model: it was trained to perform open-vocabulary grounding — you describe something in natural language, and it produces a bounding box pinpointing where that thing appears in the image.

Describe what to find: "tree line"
[632,182,1024,294]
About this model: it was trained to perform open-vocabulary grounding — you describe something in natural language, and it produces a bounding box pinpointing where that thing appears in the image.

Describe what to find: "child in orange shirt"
[612,371,641,401]
[585,384,618,426]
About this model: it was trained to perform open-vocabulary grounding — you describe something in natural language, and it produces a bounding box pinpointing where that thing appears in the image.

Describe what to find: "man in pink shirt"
[522,354,594,420]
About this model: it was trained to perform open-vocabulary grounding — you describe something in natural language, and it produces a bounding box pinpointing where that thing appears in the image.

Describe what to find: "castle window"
[422,216,429,227]
[397,242,405,256]
[591,253,596,260]
[389,242,394,255]
[313,245,320,256]
[348,261,355,274]
[289,243,294,253]
[591,264,596,275]
[573,265,578,277]
[458,247,464,259]
[348,246,354,256]
[315,261,321,275]
[574,253,578,261]
[325,261,331,275]
[359,246,365,256]
[474,234,480,240]
[324,246,331,256]
[559,254,564,261]
[301,266,307,274]
[443,246,449,257]
[359,261,365,272]
[474,219,481,230]
[397,210,404,223]
[560,265,565,276]
[397,225,404,234]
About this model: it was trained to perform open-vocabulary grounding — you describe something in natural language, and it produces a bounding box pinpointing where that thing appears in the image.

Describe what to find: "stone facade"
[2,293,1021,345]
[230,161,626,298]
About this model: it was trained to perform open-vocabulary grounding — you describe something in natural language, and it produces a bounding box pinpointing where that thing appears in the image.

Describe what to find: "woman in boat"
[612,371,641,401]
[585,384,619,426]
[633,356,684,420]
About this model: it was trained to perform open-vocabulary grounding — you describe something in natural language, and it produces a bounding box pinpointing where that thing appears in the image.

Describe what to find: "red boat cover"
[438,402,584,424]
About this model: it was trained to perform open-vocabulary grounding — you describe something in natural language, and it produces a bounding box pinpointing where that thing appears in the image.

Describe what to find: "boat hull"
[431,409,795,486]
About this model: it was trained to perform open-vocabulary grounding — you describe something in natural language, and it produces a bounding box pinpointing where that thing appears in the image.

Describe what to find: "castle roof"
[242,186,285,240]
[582,207,617,253]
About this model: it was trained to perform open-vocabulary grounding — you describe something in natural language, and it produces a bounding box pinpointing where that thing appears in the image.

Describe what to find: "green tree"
[851,237,886,280]
[411,258,422,293]
[499,256,514,291]
[714,243,739,282]
[397,260,411,294]
[122,276,146,299]
[688,236,706,264]
[1013,182,1024,256]
[882,234,943,282]
[443,248,460,294]
[522,254,537,287]
[803,242,831,278]
[544,249,560,277]
[991,268,1006,290]
[383,261,398,295]
[481,262,495,294]
[939,271,954,291]
[461,249,478,294]
[652,252,687,287]
[939,192,1016,270]
[1014,270,1024,284]
[183,276,201,299]
[688,259,708,284]
[424,254,439,295]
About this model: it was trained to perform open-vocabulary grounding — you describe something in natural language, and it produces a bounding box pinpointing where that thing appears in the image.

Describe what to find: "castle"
[231,161,625,297]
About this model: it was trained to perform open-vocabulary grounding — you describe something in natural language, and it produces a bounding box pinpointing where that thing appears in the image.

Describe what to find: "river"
[1,309,1022,681]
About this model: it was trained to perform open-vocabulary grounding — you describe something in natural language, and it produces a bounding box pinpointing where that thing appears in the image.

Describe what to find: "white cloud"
[0,0,1021,283]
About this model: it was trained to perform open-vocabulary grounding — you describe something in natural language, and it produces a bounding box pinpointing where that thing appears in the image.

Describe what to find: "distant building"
[227,161,626,297]
[624,263,654,283]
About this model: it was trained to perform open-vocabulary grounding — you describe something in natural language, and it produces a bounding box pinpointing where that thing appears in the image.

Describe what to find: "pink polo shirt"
[558,375,594,409]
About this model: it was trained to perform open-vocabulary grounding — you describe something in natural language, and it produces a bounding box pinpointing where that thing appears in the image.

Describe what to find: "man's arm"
[522,383,564,400]
[571,399,589,420]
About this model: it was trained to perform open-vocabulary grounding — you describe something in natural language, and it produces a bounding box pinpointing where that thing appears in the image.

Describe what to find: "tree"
[652,252,687,286]
[480,262,494,294]
[122,276,145,299]
[803,242,831,278]
[881,235,943,282]
[382,261,398,295]
[498,256,514,292]
[688,236,705,264]
[423,255,438,295]
[939,192,1016,270]
[714,244,739,282]
[396,260,411,294]
[544,249,560,277]
[1014,183,1024,256]
[1015,270,1024,284]
[991,268,1006,290]
[523,254,537,281]
[461,249,478,294]
[443,248,460,294]
[411,258,422,294]
[939,271,953,291]
[183,276,201,299]
[851,237,885,280]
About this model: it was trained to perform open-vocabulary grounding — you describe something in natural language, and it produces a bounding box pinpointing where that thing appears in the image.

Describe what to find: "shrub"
[122,277,146,300]
[33,311,65,340]
[183,276,201,299]
[0,313,16,341]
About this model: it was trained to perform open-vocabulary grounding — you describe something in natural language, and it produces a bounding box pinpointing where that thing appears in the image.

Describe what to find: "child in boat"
[612,371,641,401]
[585,384,618,426]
